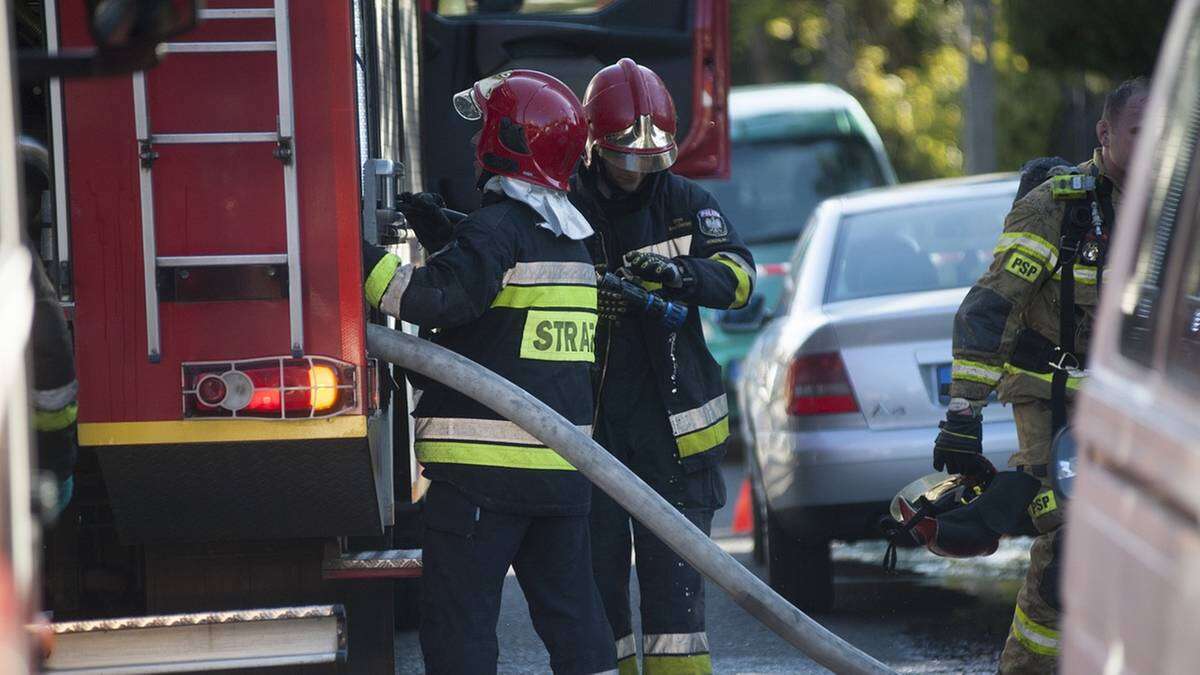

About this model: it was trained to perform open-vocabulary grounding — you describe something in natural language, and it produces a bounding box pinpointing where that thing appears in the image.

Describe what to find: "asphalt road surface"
[397,462,1028,673]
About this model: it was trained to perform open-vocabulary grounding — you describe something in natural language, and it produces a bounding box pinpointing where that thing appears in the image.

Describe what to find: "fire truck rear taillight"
[183,357,356,419]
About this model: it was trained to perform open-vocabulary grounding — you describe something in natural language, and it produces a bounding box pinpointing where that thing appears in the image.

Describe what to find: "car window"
[825,194,1013,303]
[433,0,615,15]
[1119,20,1200,367]
[1166,196,1200,393]
[699,138,885,245]
[775,213,819,314]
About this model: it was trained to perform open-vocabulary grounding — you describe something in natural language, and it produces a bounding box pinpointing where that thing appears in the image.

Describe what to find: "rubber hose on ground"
[367,325,894,675]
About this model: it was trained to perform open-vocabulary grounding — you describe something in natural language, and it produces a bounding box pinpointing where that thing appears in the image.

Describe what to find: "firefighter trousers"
[420,481,617,675]
[591,373,726,675]
[1000,399,1065,674]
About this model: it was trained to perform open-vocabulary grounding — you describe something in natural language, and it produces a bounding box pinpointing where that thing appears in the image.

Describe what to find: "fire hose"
[367,325,894,674]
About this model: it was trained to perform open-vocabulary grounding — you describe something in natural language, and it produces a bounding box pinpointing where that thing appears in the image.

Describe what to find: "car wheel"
[764,507,833,613]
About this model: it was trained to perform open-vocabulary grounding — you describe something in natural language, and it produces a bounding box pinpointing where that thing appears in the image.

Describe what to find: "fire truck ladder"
[134,2,303,363]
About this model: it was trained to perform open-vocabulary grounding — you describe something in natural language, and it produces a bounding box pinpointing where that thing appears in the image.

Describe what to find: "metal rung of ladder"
[135,0,302,362]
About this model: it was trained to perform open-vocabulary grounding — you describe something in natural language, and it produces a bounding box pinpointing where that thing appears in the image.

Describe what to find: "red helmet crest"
[453,70,587,191]
[582,58,678,172]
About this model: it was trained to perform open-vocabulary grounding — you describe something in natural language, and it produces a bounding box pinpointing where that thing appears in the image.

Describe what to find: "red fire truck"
[31,0,729,671]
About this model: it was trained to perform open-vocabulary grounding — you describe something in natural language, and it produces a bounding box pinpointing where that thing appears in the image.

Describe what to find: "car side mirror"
[719,294,770,333]
[19,0,201,80]
[1050,425,1077,501]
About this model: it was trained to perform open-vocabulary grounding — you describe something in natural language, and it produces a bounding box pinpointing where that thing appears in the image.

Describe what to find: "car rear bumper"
[756,420,1019,538]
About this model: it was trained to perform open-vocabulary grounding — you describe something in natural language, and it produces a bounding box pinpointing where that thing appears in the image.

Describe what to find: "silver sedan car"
[732,174,1021,611]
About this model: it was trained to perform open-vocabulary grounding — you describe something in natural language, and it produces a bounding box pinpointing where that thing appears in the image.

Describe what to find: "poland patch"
[697,208,727,237]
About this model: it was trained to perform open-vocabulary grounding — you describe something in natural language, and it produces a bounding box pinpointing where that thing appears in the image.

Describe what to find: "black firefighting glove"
[397,191,455,253]
[933,402,989,476]
[598,282,629,322]
[623,251,684,288]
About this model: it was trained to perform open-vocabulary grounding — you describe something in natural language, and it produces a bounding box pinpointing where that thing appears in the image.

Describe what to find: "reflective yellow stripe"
[1011,605,1059,656]
[1002,364,1085,390]
[78,416,367,446]
[520,310,597,362]
[34,403,77,432]
[676,417,729,458]
[995,232,1058,267]
[415,440,576,471]
[643,653,713,675]
[617,657,639,675]
[712,254,751,309]
[364,253,401,308]
[952,359,1004,386]
[492,285,597,310]
[1051,265,1098,285]
[639,280,664,292]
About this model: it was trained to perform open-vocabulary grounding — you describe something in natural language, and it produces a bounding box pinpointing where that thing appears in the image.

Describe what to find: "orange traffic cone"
[732,476,754,534]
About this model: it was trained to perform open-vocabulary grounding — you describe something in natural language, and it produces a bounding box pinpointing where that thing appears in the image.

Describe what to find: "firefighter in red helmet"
[572,58,755,675]
[363,69,615,674]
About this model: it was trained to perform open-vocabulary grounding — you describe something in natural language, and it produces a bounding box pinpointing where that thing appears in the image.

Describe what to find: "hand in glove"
[598,284,628,323]
[623,251,684,288]
[397,192,454,252]
[933,399,990,476]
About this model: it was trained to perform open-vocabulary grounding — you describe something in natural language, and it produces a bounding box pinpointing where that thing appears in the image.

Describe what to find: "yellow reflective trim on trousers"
[364,253,401,308]
[1028,490,1059,518]
[1011,605,1059,656]
[952,359,1003,385]
[643,653,713,675]
[415,441,576,471]
[34,403,77,432]
[492,284,597,310]
[676,417,729,458]
[712,255,751,309]
[1003,364,1084,390]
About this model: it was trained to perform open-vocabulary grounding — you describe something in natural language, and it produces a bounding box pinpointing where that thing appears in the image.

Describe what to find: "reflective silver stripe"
[32,380,78,412]
[668,394,728,437]
[951,362,1002,384]
[633,235,693,259]
[502,261,595,287]
[380,264,414,317]
[415,417,591,445]
[643,632,710,656]
[615,633,637,660]
[1052,266,1098,285]
[995,233,1059,268]
[715,251,756,285]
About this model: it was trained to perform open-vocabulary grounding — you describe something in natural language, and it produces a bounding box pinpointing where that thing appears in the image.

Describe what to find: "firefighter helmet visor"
[453,88,482,121]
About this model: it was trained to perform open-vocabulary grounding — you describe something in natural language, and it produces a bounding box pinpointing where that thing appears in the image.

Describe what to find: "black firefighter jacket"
[571,163,756,473]
[363,192,597,516]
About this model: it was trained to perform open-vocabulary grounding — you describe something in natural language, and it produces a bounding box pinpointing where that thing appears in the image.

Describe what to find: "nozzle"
[598,273,688,331]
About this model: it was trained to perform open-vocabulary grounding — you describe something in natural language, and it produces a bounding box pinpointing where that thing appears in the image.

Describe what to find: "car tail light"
[183,356,357,419]
[786,352,859,416]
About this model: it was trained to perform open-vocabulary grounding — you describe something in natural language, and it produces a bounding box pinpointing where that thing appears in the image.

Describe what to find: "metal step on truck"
[23,0,731,671]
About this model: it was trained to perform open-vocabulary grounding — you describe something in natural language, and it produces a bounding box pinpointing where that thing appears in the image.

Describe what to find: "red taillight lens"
[183,356,356,419]
[786,352,859,416]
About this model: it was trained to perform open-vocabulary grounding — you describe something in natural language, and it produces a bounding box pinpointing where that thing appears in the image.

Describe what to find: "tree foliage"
[730,0,1171,181]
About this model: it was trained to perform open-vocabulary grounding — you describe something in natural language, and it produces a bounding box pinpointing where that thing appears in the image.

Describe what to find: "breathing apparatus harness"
[1007,164,1115,437]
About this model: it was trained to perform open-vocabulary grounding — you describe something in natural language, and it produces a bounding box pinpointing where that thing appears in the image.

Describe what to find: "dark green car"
[698,83,896,441]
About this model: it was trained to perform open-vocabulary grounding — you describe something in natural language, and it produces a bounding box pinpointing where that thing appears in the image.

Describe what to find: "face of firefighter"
[600,155,647,193]
[1097,92,1148,183]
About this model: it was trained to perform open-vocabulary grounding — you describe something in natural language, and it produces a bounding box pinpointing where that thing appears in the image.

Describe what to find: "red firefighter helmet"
[582,58,678,173]
[452,69,587,191]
